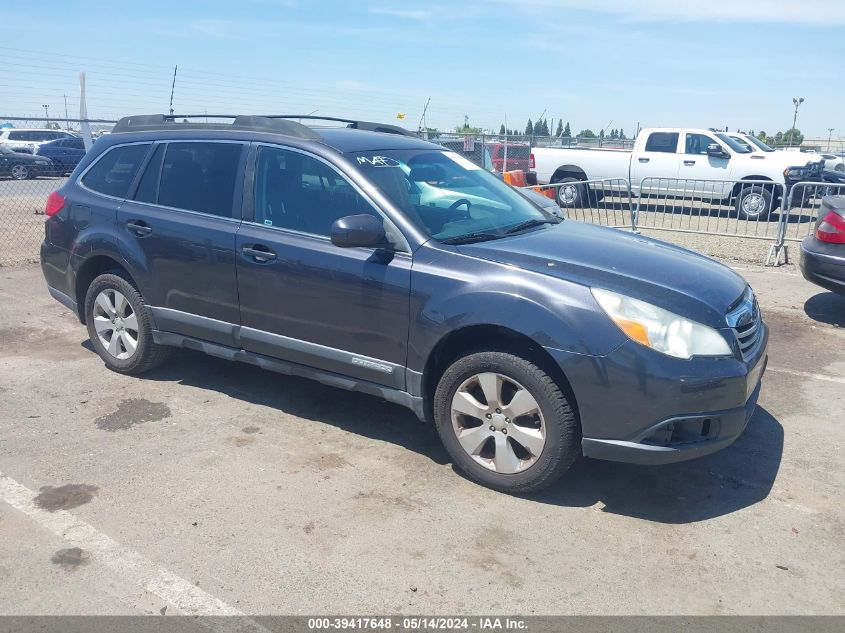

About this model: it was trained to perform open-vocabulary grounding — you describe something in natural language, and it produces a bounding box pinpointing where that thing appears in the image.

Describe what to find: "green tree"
[555,120,563,136]
[782,128,803,146]
[525,119,533,135]
[499,124,506,135]
[563,122,571,138]
[578,129,596,138]
[619,128,626,139]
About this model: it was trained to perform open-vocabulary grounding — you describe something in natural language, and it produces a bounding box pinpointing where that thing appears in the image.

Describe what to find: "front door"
[681,133,733,198]
[235,144,411,389]
[630,131,681,194]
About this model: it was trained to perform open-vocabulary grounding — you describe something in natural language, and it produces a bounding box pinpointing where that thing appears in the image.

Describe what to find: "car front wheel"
[433,351,580,493]
[10,164,29,180]
[84,272,170,375]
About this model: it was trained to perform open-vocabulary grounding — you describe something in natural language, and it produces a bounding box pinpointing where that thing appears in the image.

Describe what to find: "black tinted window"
[67,138,84,150]
[8,131,26,140]
[134,144,165,204]
[253,146,378,235]
[685,134,716,155]
[82,144,150,198]
[644,132,678,153]
[158,142,242,217]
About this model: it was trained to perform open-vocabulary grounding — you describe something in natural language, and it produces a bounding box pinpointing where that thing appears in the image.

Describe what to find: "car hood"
[457,222,748,328]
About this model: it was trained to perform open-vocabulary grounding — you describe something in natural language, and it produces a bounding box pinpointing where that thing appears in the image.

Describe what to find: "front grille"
[727,288,762,359]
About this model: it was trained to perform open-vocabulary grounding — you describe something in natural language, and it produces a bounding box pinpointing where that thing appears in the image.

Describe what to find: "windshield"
[350,149,557,243]
[715,133,752,153]
[744,135,775,152]
[729,135,755,152]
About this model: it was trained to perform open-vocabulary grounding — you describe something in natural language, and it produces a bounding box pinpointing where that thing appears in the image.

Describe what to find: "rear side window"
[644,132,679,153]
[157,142,243,217]
[82,144,150,198]
[68,138,85,150]
[134,144,165,204]
[8,131,26,140]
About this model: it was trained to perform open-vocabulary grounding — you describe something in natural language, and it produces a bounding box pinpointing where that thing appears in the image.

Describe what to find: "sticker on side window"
[442,151,481,171]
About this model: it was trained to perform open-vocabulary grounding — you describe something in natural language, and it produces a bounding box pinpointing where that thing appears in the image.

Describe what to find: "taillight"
[816,210,845,244]
[45,191,65,217]
[529,152,535,169]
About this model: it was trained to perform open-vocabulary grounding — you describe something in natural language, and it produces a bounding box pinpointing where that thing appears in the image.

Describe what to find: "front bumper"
[546,323,768,465]
[800,235,845,295]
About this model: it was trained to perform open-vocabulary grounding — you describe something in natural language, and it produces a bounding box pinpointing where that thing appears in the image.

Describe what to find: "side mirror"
[707,143,728,159]
[330,214,388,248]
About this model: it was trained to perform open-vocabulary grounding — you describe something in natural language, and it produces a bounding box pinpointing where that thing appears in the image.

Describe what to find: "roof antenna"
[168,65,178,115]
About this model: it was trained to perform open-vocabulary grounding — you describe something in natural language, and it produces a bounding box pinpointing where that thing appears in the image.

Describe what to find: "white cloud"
[369,7,432,20]
[499,0,845,25]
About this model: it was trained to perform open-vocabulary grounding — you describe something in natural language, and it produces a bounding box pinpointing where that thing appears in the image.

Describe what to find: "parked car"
[820,169,845,197]
[819,153,845,172]
[530,127,825,220]
[41,113,768,492]
[34,136,87,175]
[800,196,845,295]
[0,128,77,154]
[0,144,54,179]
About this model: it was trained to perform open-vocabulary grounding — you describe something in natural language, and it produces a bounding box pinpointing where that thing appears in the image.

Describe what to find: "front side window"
[350,148,557,243]
[157,142,243,217]
[81,143,150,198]
[253,146,380,236]
[685,134,718,155]
[644,132,679,153]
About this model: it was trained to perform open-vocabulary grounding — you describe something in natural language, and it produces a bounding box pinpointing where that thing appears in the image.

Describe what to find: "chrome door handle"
[684,160,696,166]
[638,157,650,163]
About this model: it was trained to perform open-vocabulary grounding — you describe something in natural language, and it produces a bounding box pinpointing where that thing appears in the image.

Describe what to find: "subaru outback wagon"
[40,114,768,492]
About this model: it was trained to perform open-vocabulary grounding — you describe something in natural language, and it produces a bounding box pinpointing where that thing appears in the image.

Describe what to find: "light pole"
[828,128,834,151]
[42,104,50,128]
[789,97,803,147]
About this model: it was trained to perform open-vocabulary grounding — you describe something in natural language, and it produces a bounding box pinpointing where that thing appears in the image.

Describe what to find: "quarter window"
[253,146,379,236]
[157,142,243,217]
[81,143,150,198]
[644,132,679,153]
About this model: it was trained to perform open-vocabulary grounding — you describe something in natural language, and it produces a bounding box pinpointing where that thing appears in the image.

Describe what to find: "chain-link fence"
[0,176,65,266]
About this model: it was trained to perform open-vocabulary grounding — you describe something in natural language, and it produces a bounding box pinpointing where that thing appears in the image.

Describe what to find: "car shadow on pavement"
[131,348,452,466]
[525,406,783,524]
[804,292,845,327]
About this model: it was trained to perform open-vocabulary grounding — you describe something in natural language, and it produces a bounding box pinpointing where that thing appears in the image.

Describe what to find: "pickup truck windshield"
[744,136,776,152]
[351,149,556,243]
[715,133,752,154]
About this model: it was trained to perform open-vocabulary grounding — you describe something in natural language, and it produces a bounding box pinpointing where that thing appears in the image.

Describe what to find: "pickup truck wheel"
[735,185,773,221]
[433,351,580,493]
[553,177,585,208]
[84,272,171,375]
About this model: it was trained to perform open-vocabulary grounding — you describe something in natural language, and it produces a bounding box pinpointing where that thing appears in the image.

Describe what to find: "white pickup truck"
[530,127,825,219]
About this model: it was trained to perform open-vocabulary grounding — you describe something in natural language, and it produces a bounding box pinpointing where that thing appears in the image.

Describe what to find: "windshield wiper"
[502,218,559,235]
[439,232,503,245]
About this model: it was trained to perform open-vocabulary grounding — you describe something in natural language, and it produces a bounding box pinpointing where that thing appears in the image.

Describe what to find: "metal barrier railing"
[527,178,634,229]
[766,180,845,265]
[634,177,784,240]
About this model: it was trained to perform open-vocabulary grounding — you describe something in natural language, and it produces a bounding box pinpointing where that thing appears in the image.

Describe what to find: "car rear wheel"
[553,177,585,208]
[84,272,170,375]
[10,164,29,180]
[433,351,580,493]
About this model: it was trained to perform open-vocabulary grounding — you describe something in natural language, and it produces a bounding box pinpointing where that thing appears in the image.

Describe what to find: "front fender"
[407,245,626,373]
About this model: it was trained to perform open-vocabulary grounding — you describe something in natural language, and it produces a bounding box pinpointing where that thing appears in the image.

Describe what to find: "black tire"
[553,176,586,208]
[735,184,774,221]
[433,350,580,493]
[84,271,170,375]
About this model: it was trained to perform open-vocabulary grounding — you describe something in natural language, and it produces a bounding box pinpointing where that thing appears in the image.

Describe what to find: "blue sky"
[3,0,844,139]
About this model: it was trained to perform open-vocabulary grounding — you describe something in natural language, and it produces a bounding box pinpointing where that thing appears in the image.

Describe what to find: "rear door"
[630,131,680,193]
[235,144,411,389]
[117,140,246,346]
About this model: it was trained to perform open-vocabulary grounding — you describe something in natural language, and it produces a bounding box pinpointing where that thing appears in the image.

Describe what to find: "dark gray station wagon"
[40,114,768,492]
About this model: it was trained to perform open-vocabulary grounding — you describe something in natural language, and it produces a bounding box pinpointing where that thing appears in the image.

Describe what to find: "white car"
[0,128,77,154]
[530,127,825,220]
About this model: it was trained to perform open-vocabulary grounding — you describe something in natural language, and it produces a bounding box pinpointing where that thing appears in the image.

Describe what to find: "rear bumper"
[800,236,845,295]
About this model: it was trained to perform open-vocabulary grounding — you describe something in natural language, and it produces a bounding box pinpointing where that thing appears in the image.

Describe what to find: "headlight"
[591,288,732,359]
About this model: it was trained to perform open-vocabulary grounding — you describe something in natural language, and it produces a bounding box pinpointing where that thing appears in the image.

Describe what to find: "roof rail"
[265,115,416,137]
[111,114,321,139]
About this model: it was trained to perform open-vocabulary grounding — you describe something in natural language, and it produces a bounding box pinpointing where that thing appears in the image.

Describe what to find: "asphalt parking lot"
[0,261,843,617]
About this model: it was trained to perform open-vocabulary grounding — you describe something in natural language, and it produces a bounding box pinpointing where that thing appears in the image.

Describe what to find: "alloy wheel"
[450,372,546,474]
[10,165,28,180]
[92,289,139,360]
